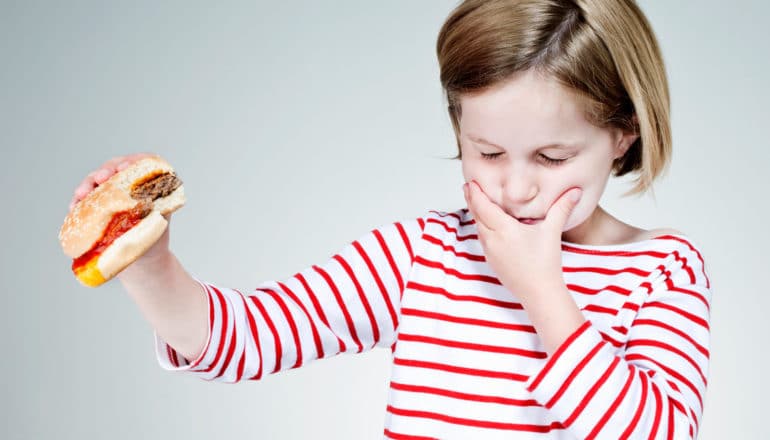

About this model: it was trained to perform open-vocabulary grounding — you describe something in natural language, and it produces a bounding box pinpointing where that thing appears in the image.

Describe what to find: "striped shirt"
[154,208,711,439]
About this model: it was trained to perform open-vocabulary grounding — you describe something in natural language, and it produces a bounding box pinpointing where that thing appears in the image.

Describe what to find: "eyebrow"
[468,135,580,150]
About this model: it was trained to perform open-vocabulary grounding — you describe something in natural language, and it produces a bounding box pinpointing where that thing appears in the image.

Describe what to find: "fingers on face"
[467,182,497,230]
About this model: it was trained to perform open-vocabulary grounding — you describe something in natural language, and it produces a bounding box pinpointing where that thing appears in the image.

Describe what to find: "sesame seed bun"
[58,155,186,287]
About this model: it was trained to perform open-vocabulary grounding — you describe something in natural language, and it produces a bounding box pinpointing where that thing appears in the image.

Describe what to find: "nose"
[501,169,538,206]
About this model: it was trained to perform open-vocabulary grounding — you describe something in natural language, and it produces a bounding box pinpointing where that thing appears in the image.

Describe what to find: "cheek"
[562,188,602,231]
[461,163,496,194]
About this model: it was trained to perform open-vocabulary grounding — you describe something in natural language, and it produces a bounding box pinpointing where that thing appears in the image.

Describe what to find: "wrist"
[117,248,174,282]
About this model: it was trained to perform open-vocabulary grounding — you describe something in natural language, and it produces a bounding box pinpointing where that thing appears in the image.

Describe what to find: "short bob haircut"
[436,0,671,197]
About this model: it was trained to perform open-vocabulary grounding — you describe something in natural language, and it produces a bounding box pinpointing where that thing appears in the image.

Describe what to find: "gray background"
[2,1,765,438]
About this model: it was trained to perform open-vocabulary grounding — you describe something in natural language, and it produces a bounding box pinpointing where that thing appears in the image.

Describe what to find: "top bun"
[59,155,183,258]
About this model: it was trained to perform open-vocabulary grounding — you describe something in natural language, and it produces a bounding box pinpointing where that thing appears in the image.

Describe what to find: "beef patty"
[130,172,182,201]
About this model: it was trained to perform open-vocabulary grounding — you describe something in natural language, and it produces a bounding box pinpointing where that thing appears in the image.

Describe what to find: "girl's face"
[459,69,638,235]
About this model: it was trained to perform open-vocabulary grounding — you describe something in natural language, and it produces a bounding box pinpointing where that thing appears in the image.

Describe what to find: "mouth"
[515,217,543,225]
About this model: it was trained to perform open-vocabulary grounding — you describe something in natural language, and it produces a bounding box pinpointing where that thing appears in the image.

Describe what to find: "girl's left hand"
[463,180,582,300]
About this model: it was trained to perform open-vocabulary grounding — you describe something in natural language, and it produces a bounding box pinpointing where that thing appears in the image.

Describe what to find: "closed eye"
[480,152,568,166]
[480,152,503,160]
[539,154,567,166]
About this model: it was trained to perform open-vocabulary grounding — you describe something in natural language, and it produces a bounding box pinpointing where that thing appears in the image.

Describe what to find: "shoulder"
[646,228,687,238]
[648,229,711,288]
[636,227,687,241]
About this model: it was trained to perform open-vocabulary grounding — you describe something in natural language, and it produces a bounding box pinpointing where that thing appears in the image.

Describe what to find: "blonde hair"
[436,0,671,197]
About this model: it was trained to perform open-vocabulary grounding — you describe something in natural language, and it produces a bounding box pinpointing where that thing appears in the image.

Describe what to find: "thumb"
[547,187,582,228]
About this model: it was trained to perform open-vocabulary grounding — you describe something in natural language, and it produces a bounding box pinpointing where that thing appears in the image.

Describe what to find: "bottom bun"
[75,210,168,287]
[73,185,185,287]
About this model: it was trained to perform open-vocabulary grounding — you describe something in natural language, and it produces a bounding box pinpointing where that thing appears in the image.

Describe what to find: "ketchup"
[72,204,149,273]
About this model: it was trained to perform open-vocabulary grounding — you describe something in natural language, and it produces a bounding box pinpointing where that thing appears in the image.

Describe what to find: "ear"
[615,132,639,159]
[614,115,640,159]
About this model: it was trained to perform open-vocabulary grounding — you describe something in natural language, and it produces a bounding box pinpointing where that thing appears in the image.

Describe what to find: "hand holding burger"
[59,154,186,287]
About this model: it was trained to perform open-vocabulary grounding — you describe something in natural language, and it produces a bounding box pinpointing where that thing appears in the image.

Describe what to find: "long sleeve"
[153,216,426,383]
[524,239,712,439]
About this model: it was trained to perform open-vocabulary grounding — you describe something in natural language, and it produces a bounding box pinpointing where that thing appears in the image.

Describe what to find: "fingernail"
[569,189,582,202]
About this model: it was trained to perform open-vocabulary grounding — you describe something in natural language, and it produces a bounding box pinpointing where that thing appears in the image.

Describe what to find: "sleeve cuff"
[153,277,215,372]
[524,319,611,408]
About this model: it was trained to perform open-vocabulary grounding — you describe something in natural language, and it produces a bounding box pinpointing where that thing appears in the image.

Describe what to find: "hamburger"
[58,155,186,287]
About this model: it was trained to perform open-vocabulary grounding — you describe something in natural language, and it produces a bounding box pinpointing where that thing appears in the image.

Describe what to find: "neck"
[561,205,608,245]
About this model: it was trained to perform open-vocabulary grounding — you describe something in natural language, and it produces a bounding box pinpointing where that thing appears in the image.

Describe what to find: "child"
[69,1,711,438]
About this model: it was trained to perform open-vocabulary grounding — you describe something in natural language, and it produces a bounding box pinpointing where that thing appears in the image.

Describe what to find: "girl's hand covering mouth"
[463,180,582,297]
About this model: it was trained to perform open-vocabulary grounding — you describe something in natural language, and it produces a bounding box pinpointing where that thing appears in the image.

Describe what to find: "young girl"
[69,0,711,438]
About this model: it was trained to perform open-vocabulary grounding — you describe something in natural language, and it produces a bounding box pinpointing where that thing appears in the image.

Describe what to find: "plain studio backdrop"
[1,1,766,438]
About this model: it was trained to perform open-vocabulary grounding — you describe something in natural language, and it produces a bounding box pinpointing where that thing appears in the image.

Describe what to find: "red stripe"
[383,428,437,440]
[187,282,216,369]
[235,350,245,382]
[167,345,178,367]
[296,271,346,354]
[667,282,710,311]
[663,235,710,288]
[425,218,468,240]
[587,363,635,439]
[564,355,621,427]
[263,288,303,369]
[401,307,535,334]
[690,405,700,434]
[626,353,703,411]
[355,236,398,331]
[422,234,485,262]
[198,286,230,373]
[249,292,282,373]
[399,333,546,359]
[335,252,381,348]
[563,265,651,277]
[417,217,427,229]
[214,298,239,379]
[583,304,621,315]
[390,381,539,406]
[545,340,605,409]
[377,227,406,295]
[393,221,416,270]
[626,339,706,385]
[527,320,592,392]
[236,290,263,381]
[434,209,464,223]
[393,357,529,382]
[407,281,523,310]
[276,281,324,361]
[561,245,669,258]
[621,366,647,438]
[313,264,363,352]
[386,405,565,432]
[671,250,696,285]
[568,283,632,296]
[598,330,624,348]
[631,318,709,358]
[648,377,663,440]
[643,301,709,330]
[414,255,500,284]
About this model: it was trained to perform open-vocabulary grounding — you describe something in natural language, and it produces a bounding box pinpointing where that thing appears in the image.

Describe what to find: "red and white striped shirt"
[155,208,711,439]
